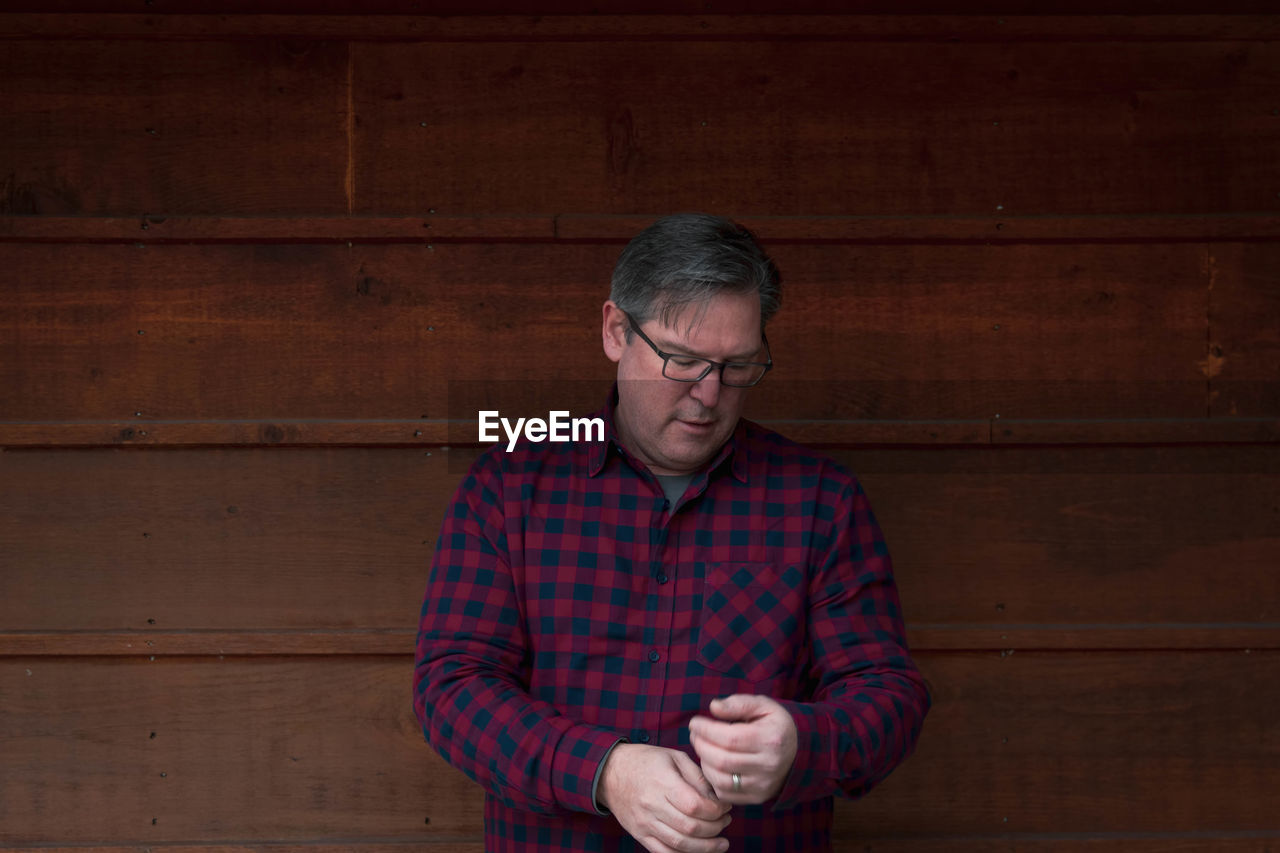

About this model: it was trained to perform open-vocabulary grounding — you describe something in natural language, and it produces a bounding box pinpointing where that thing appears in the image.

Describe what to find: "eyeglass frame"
[620,309,773,388]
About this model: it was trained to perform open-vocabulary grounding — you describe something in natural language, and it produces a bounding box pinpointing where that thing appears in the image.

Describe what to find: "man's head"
[601,213,781,476]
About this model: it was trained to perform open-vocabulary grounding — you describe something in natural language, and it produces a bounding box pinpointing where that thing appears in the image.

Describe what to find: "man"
[414,213,929,852]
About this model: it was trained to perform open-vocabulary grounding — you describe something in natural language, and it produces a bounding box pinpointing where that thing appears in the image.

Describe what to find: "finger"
[660,806,733,841]
[706,764,748,803]
[670,750,733,819]
[701,760,768,807]
[645,819,727,853]
[709,693,771,722]
[691,732,766,779]
[654,792,732,845]
[690,715,759,753]
[634,833,683,853]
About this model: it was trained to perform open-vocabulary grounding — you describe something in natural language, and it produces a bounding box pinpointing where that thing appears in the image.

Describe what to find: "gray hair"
[609,213,781,332]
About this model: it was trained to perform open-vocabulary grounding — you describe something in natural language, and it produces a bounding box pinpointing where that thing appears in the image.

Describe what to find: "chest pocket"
[696,562,806,683]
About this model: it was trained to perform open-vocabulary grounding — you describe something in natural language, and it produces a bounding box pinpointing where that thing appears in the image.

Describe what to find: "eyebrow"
[652,333,763,363]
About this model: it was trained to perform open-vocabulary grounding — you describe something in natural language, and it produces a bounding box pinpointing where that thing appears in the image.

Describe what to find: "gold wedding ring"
[732,772,741,793]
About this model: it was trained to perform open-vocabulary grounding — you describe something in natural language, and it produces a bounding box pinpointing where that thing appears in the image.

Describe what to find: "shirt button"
[647,650,661,663]
[663,499,670,510]
[656,572,669,585]
[637,731,651,743]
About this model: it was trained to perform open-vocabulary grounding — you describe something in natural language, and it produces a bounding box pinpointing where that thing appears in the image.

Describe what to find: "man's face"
[602,290,764,477]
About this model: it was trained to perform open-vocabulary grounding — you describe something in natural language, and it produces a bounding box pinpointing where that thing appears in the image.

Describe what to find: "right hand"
[597,743,733,853]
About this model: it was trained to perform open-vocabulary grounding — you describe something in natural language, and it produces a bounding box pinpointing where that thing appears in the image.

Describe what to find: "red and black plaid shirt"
[414,391,929,851]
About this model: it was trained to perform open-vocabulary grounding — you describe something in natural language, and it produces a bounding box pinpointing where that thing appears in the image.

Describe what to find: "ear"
[602,300,628,364]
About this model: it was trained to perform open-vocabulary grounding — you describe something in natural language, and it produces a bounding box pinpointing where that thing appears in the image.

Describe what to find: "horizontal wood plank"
[0,448,448,634]
[4,418,1279,448]
[0,848,483,853]
[3,14,1280,41]
[1,446,1275,636]
[2,841,1278,853]
[0,215,560,243]
[0,656,482,842]
[5,214,1280,244]
[2,624,1277,657]
[0,39,348,216]
[351,40,1280,217]
[0,242,1219,422]
[839,651,1280,836]
[2,652,1277,840]
[3,31,1276,217]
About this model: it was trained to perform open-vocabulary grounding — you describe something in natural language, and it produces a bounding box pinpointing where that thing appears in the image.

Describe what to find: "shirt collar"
[587,383,750,485]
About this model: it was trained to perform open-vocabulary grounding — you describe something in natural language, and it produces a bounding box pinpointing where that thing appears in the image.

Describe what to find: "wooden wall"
[2,7,1279,852]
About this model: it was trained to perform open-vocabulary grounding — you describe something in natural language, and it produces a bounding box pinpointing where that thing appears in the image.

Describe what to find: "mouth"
[676,418,716,434]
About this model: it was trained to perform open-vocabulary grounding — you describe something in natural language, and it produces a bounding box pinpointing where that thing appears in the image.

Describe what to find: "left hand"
[688,694,798,805]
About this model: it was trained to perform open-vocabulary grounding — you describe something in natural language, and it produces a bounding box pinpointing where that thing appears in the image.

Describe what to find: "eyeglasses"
[622,310,773,388]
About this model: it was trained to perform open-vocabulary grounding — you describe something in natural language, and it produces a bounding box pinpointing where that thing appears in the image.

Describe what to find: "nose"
[690,370,721,408]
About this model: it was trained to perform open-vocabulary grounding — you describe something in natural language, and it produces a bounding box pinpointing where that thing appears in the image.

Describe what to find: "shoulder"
[738,418,861,494]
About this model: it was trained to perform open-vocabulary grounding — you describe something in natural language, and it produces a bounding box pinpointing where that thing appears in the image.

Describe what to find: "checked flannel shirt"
[413,391,930,852]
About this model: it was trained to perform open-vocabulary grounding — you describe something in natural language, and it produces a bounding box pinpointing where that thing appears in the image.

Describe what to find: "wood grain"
[837,651,1280,836]
[3,624,1278,657]
[0,242,1216,423]
[0,39,348,216]
[1210,243,1280,418]
[4,12,1279,41]
[351,39,1280,217]
[2,834,1280,851]
[4,417,1280,448]
[1,652,1276,841]
[0,656,480,843]
[5,214,1280,244]
[0,448,447,633]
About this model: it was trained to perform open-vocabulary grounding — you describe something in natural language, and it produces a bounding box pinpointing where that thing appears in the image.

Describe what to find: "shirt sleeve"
[770,470,931,810]
[412,452,623,816]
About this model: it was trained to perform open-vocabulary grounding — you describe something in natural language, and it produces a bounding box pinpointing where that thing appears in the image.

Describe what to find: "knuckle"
[667,828,695,852]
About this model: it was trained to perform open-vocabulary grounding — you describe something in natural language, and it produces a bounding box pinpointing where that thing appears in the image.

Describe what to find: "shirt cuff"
[590,738,629,815]
[771,700,836,810]
[551,724,629,815]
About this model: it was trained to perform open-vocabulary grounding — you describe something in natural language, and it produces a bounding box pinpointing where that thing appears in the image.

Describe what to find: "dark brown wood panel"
[0,656,479,843]
[1,652,1276,841]
[0,242,1211,422]
[4,624,1278,658]
[4,13,1280,40]
[0,242,611,421]
[1211,243,1280,418]
[0,448,445,632]
[6,213,1280,244]
[1,843,1276,853]
[5,417,1280,449]
[6,3,1280,15]
[352,40,1280,217]
[2,446,1275,636]
[758,242,1208,421]
[0,39,348,216]
[837,651,1280,836]
[846,446,1280,629]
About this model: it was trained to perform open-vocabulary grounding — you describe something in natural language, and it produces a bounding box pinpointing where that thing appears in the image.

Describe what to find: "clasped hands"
[597,694,798,853]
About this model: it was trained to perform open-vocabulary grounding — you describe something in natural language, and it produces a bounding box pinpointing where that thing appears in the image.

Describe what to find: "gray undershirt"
[654,473,695,506]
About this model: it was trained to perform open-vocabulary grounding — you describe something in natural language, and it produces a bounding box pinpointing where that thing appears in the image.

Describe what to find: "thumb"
[709,693,767,722]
